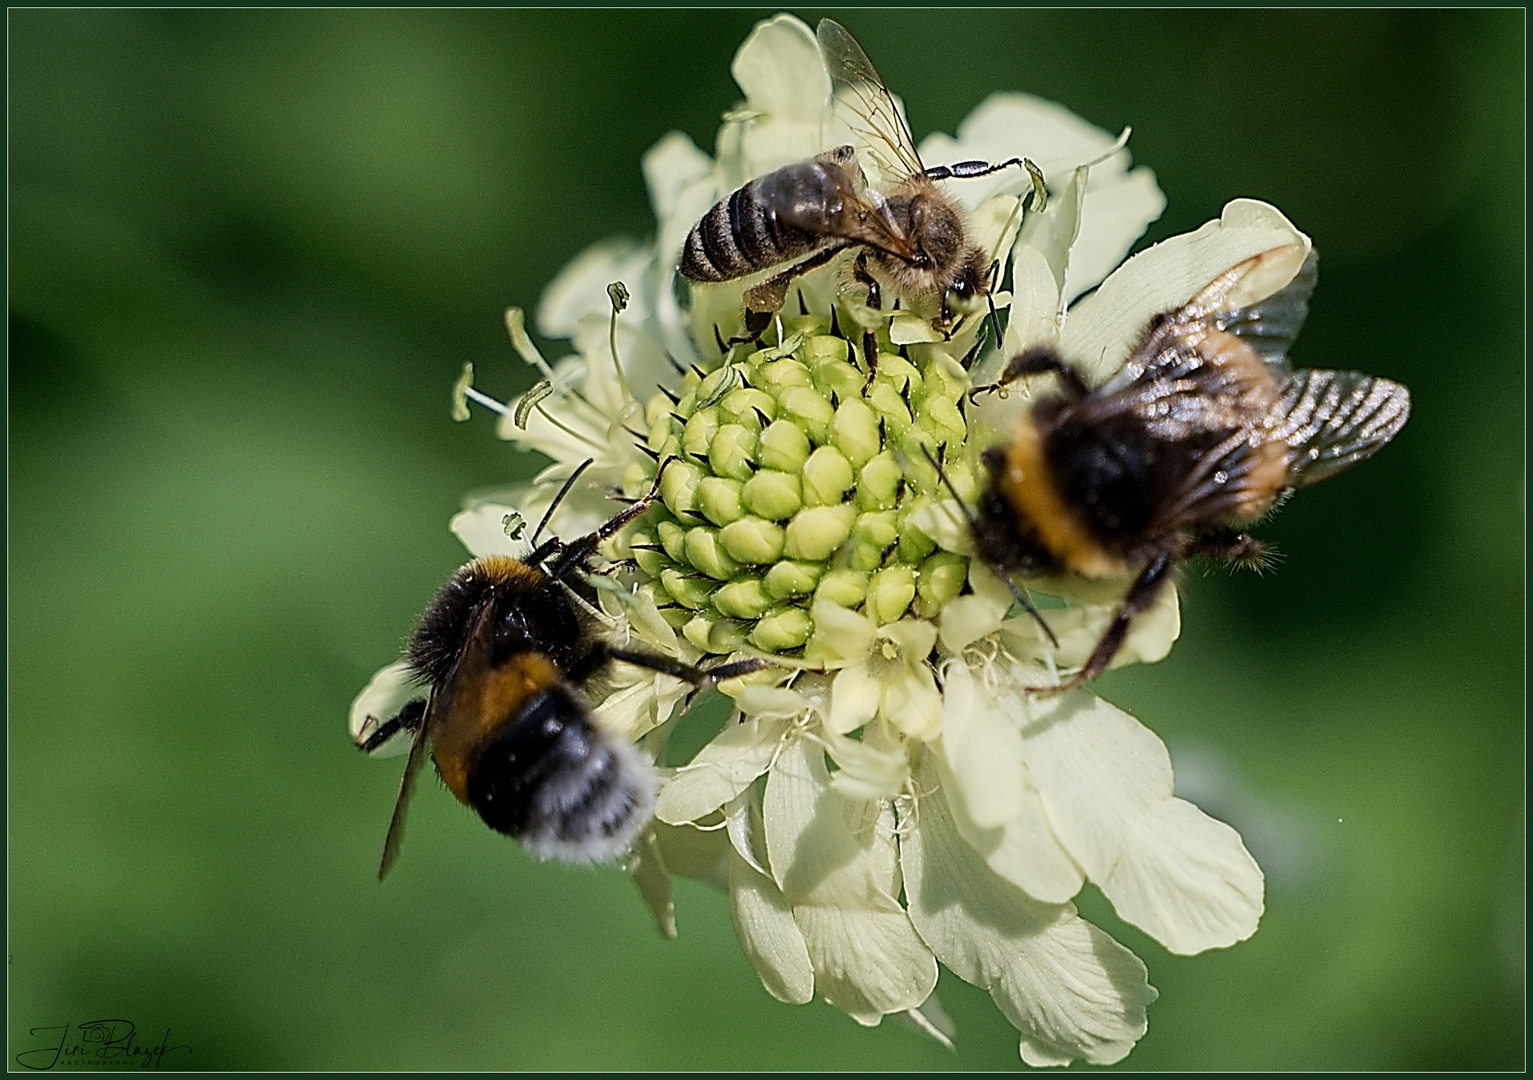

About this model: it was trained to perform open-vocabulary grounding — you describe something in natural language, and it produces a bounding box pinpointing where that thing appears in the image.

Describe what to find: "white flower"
[808,599,942,740]
[352,12,1298,1067]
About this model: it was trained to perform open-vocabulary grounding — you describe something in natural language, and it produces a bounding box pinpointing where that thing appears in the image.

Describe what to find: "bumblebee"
[356,464,762,878]
[970,246,1411,691]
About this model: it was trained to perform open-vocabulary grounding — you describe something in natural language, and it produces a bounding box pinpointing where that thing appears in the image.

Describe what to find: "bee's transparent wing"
[378,689,434,881]
[1215,249,1319,372]
[1177,247,1319,374]
[1272,369,1411,488]
[1090,340,1287,527]
[817,19,925,185]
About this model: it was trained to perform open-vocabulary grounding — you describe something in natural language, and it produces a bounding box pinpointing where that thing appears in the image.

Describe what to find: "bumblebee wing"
[378,602,498,881]
[1215,249,1319,372]
[817,19,926,185]
[378,687,434,881]
[1083,326,1290,528]
[1272,369,1411,488]
[1175,247,1319,374]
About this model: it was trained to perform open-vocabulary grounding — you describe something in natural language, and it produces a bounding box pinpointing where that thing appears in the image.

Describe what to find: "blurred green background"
[9,8,1523,1070]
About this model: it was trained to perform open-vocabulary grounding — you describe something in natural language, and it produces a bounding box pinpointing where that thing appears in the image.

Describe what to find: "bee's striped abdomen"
[680,160,841,283]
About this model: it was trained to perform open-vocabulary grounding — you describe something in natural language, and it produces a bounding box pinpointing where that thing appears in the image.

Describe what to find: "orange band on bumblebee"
[1000,417,1130,580]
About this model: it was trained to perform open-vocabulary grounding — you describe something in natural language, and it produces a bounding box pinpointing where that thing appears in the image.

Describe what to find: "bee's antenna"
[547,456,679,581]
[532,458,595,546]
[916,444,1058,648]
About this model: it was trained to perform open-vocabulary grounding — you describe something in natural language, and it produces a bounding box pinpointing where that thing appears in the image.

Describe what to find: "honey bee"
[966,246,1411,692]
[356,462,764,878]
[681,19,1033,337]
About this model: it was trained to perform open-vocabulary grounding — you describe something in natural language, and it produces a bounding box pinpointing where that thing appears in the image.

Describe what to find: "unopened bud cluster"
[616,315,979,657]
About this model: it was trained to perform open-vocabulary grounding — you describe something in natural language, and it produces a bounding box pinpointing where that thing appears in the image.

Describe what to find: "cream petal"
[937,593,1008,655]
[839,785,903,903]
[792,903,938,1027]
[655,714,789,825]
[730,846,816,1004]
[618,585,682,659]
[652,819,732,889]
[763,737,937,1022]
[889,312,943,346]
[1015,167,1083,310]
[827,664,881,735]
[1064,165,1166,305]
[447,500,534,559]
[937,664,1026,828]
[642,129,714,228]
[918,93,1124,211]
[808,597,877,666]
[1000,580,1181,674]
[348,661,424,755]
[1060,199,1311,386]
[821,725,909,802]
[535,237,653,339]
[935,666,1084,904]
[902,993,958,1051]
[881,617,938,659]
[725,791,770,877]
[731,684,811,719]
[1020,690,1265,955]
[626,827,677,939]
[907,498,974,557]
[591,674,689,742]
[1002,244,1065,360]
[900,758,1155,1067]
[881,665,943,742]
[763,734,880,905]
[725,14,828,184]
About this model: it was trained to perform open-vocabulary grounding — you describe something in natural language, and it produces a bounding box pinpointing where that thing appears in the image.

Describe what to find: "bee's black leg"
[571,641,769,687]
[970,346,1091,402]
[739,242,856,342]
[547,457,679,580]
[851,251,882,310]
[1029,549,1174,694]
[860,330,880,393]
[357,698,428,754]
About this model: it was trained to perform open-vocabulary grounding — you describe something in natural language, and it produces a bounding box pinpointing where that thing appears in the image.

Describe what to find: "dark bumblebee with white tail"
[969,247,1410,692]
[356,463,763,878]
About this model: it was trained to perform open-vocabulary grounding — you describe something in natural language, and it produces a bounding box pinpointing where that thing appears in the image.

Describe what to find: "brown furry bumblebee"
[971,247,1411,691]
[681,19,1030,335]
[357,467,762,878]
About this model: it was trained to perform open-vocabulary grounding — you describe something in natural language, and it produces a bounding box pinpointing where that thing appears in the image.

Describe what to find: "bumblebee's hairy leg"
[1190,526,1274,571]
[570,640,769,687]
[970,346,1092,402]
[546,457,680,579]
[1028,548,1174,695]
